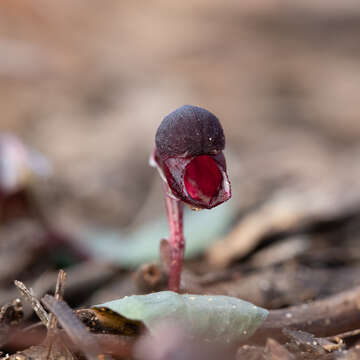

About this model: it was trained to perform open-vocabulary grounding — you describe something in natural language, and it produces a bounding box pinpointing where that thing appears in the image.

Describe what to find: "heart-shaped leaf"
[93,291,268,344]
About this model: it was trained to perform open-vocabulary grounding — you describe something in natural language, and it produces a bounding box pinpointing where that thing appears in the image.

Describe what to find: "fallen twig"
[41,295,112,360]
[14,280,49,326]
[205,264,360,309]
[326,328,360,343]
[46,269,67,359]
[250,285,360,344]
[47,269,67,330]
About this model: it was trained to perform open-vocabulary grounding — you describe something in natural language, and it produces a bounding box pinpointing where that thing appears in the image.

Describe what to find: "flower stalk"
[163,186,184,292]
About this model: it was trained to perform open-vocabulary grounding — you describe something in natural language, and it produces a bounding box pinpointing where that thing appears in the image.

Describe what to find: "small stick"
[164,190,184,292]
[14,280,49,326]
[48,269,67,330]
[41,295,111,360]
[46,269,67,359]
[326,328,360,342]
[250,285,360,345]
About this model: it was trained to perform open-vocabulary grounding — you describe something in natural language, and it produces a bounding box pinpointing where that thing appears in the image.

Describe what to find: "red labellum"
[153,151,230,209]
[184,155,222,203]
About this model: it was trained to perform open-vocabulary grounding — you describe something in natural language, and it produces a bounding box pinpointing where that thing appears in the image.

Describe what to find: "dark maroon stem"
[163,185,184,292]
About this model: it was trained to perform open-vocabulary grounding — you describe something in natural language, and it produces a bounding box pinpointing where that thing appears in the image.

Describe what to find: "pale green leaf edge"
[93,291,268,344]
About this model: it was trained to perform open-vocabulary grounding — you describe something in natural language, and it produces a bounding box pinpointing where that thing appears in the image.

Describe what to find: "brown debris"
[326,329,360,346]
[133,263,167,293]
[41,295,106,360]
[207,192,310,268]
[237,345,266,360]
[204,264,360,309]
[0,299,23,347]
[283,329,339,356]
[251,285,360,345]
[208,183,360,268]
[337,345,360,360]
[264,338,295,360]
[6,343,74,360]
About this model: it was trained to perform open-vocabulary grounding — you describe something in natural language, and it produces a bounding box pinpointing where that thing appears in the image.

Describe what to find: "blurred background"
[1,0,360,230]
[2,0,360,267]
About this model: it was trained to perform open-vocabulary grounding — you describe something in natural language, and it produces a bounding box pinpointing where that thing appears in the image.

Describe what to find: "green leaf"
[93,291,268,344]
[77,201,235,267]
